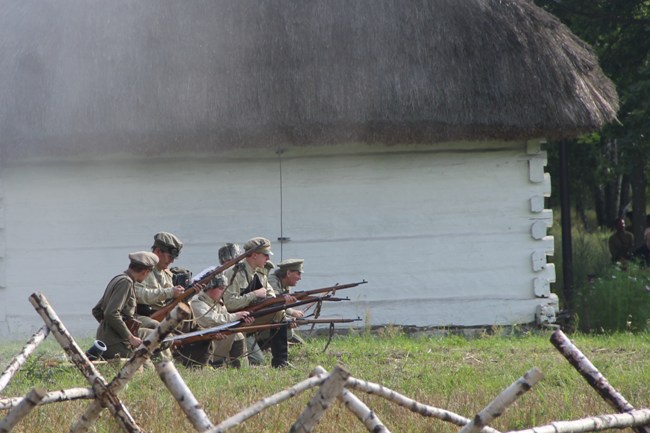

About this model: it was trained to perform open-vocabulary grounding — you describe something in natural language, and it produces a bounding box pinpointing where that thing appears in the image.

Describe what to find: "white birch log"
[289,364,350,433]
[207,372,329,433]
[550,330,650,433]
[508,408,650,433]
[156,360,214,432]
[345,377,501,433]
[0,387,47,433]
[71,302,191,433]
[28,292,141,433]
[0,326,49,393]
[458,368,543,433]
[312,366,391,433]
[0,388,95,410]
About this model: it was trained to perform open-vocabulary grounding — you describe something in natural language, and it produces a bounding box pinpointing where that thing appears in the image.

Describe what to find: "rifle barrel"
[240,280,366,313]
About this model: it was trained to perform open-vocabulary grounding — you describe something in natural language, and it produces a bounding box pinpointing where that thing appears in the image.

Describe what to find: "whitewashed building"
[0,0,618,340]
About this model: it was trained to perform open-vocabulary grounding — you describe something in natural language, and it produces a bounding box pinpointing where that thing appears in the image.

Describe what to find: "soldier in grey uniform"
[223,237,294,368]
[192,242,266,365]
[183,273,254,368]
[92,251,158,359]
[268,259,306,345]
[135,232,186,328]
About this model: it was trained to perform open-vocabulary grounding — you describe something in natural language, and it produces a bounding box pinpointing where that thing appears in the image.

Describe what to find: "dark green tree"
[537,0,650,241]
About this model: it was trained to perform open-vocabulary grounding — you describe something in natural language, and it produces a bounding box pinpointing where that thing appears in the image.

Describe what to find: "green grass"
[2,331,650,432]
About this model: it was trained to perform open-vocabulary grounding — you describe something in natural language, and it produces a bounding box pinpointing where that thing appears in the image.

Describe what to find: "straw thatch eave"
[0,0,618,160]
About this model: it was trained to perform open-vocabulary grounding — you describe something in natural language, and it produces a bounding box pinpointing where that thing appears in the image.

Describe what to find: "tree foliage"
[535,0,650,232]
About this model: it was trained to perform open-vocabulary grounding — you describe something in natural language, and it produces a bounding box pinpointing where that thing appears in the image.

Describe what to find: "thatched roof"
[0,0,618,160]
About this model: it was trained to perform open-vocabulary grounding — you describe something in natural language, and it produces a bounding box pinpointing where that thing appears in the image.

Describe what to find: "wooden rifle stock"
[172,317,361,347]
[150,242,268,322]
[247,296,322,321]
[239,280,367,313]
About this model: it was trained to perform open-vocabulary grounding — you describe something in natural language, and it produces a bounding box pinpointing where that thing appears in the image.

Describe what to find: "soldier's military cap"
[243,237,273,256]
[218,243,243,264]
[129,251,159,269]
[278,259,304,273]
[264,261,275,270]
[153,232,183,258]
[206,273,228,291]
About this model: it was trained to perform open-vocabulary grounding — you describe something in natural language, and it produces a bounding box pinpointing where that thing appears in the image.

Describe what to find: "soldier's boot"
[270,324,291,368]
[229,339,248,369]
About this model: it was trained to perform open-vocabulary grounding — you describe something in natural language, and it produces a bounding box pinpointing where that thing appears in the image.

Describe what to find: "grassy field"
[2,329,650,432]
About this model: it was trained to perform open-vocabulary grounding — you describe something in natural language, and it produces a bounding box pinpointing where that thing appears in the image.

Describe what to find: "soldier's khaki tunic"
[267,272,303,342]
[223,261,275,311]
[267,273,298,317]
[92,273,137,359]
[189,291,245,359]
[134,267,175,308]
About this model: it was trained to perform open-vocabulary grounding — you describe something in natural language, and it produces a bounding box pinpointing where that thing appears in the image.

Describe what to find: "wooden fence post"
[70,302,191,433]
[0,326,49,393]
[551,330,650,433]
[289,364,350,433]
[0,388,47,433]
[29,292,142,433]
[312,366,391,433]
[458,368,543,433]
[156,360,214,432]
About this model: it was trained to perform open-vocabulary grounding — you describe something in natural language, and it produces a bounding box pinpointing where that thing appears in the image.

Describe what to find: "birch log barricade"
[28,292,141,433]
[345,377,502,433]
[289,364,351,433]
[208,372,330,433]
[458,368,543,433]
[550,330,650,433]
[150,242,267,322]
[312,366,391,433]
[156,360,214,432]
[0,388,95,411]
[507,409,650,433]
[71,303,191,433]
[0,325,49,393]
[0,387,47,433]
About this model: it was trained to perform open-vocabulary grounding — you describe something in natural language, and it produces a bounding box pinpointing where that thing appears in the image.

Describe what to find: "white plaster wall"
[0,141,555,341]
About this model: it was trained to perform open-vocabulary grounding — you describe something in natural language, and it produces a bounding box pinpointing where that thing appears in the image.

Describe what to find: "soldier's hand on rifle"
[172,285,185,298]
[242,315,255,325]
[283,294,297,304]
[128,334,143,348]
[235,310,251,321]
[290,309,304,319]
[253,287,267,298]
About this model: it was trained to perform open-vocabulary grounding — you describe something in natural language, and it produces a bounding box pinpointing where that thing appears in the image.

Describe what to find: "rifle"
[150,242,267,322]
[237,280,367,313]
[171,317,362,347]
[295,317,362,326]
[163,295,342,345]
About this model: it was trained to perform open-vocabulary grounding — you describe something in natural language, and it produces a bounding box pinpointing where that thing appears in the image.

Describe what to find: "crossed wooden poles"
[2,292,650,433]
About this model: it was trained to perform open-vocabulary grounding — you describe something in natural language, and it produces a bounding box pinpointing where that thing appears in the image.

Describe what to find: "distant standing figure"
[92,251,158,359]
[608,218,634,263]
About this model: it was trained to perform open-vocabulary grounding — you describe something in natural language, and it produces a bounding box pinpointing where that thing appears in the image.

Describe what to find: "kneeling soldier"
[92,251,159,359]
[181,274,253,368]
